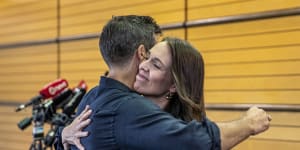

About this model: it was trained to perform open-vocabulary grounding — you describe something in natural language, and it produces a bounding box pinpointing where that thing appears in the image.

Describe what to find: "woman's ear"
[169,83,176,93]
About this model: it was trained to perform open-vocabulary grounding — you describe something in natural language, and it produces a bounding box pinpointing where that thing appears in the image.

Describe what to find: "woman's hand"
[62,105,92,150]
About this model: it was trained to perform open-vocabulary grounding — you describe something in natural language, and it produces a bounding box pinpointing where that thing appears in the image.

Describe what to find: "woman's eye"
[153,63,161,69]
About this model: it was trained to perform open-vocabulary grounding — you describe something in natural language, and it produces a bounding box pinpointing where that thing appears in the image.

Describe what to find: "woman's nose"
[140,62,149,72]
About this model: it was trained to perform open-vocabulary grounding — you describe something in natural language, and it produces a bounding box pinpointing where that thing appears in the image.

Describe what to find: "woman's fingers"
[80,108,92,122]
[74,139,85,150]
[77,105,90,121]
[75,131,89,138]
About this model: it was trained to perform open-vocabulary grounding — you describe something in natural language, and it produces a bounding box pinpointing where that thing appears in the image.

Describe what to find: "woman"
[61,37,207,149]
[134,37,205,122]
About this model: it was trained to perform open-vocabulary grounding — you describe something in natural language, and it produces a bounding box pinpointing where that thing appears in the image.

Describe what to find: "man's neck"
[107,67,137,90]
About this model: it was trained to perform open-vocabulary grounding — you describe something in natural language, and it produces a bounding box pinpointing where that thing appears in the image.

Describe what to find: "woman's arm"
[217,106,271,150]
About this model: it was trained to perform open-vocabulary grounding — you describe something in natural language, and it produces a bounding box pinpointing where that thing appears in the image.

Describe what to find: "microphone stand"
[29,100,45,150]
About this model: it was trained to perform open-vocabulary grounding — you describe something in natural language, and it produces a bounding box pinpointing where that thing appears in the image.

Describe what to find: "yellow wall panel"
[60,38,107,91]
[0,44,58,102]
[0,1,55,18]
[188,15,300,42]
[207,110,300,127]
[206,61,300,76]
[205,90,300,104]
[188,0,300,20]
[205,76,300,90]
[0,8,56,26]
[202,46,300,64]
[0,1,57,44]
[254,126,300,141]
[207,110,300,149]
[162,29,185,39]
[1,30,58,44]
[0,74,56,84]
[0,19,56,35]
[189,29,300,51]
[60,0,184,36]
[234,139,300,150]
[0,53,57,65]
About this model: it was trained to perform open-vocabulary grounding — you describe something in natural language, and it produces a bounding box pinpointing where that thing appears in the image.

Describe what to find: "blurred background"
[0,0,299,149]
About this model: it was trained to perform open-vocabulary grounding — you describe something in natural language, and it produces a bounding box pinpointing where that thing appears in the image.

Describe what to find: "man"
[57,15,271,150]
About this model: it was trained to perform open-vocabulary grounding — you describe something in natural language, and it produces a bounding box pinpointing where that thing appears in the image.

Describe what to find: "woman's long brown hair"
[163,37,206,122]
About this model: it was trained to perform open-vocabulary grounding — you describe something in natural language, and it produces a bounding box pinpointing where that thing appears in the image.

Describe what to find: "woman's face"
[134,41,174,97]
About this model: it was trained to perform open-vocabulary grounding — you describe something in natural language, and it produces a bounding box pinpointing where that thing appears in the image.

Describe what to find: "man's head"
[99,15,159,68]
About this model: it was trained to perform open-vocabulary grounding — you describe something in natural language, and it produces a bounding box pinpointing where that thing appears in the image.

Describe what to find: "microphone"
[15,79,69,112]
[42,88,73,121]
[48,88,74,109]
[63,80,88,117]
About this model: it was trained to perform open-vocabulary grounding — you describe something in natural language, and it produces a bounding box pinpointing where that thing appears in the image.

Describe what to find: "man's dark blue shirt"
[58,76,221,150]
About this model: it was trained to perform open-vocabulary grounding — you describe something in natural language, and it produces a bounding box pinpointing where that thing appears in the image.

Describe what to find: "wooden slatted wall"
[0,1,58,149]
[0,0,299,149]
[187,0,300,149]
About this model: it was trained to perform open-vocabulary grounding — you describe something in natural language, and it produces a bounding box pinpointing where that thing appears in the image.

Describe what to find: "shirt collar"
[99,76,134,93]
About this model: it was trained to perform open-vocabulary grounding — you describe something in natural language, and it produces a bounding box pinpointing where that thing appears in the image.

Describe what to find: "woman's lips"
[136,73,148,81]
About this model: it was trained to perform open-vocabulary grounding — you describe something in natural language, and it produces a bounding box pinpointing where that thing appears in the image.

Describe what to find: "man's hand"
[62,105,92,150]
[243,106,271,135]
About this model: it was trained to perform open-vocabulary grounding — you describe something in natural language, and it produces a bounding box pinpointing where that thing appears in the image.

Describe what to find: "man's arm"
[217,106,271,150]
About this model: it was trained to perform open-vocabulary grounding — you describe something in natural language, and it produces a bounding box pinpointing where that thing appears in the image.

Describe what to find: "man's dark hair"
[99,15,157,67]
[124,15,162,34]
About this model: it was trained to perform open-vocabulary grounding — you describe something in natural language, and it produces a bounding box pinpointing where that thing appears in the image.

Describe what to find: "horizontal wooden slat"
[207,110,300,149]
[0,94,47,102]
[188,0,300,20]
[0,19,57,36]
[206,110,300,127]
[60,69,107,86]
[60,0,87,6]
[60,61,105,71]
[0,1,56,18]
[206,61,300,77]
[234,138,300,150]
[0,11,56,28]
[60,0,184,36]
[161,29,185,39]
[0,42,58,102]
[188,15,300,41]
[205,75,300,90]
[254,126,300,142]
[0,44,57,55]
[0,74,57,83]
[61,0,158,16]
[202,45,300,64]
[2,63,56,74]
[0,54,57,66]
[205,90,300,104]
[189,29,300,51]
[0,1,57,44]
[0,30,58,44]
[0,82,60,92]
[60,49,101,62]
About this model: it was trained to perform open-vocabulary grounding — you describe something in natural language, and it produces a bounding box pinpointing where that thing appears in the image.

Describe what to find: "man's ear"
[136,44,147,61]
